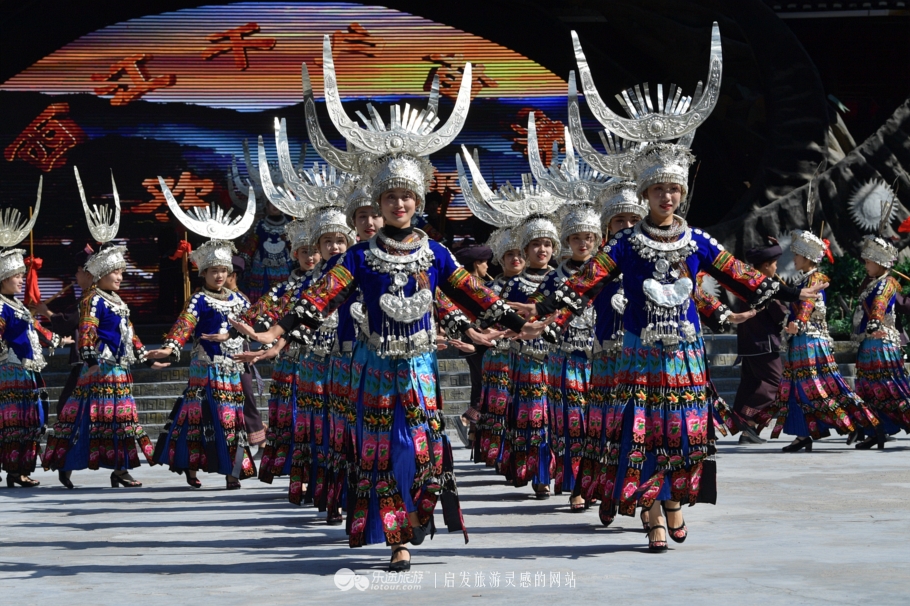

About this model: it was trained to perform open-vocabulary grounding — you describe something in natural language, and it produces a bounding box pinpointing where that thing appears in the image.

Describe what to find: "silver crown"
[189,239,237,275]
[519,214,561,256]
[486,226,520,265]
[301,35,472,176]
[527,110,615,205]
[0,249,26,282]
[84,244,128,282]
[629,143,696,199]
[558,203,602,248]
[790,230,827,264]
[597,181,647,232]
[344,178,375,228]
[285,219,313,252]
[159,176,256,241]
[0,177,42,250]
[310,205,355,247]
[861,235,898,269]
[571,22,722,142]
[367,153,435,210]
[75,167,128,281]
[456,147,562,228]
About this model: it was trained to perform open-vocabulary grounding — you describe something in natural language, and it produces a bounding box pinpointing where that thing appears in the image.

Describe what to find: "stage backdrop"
[1,1,579,321]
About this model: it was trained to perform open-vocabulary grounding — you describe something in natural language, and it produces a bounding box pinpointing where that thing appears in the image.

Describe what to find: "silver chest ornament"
[379,272,433,324]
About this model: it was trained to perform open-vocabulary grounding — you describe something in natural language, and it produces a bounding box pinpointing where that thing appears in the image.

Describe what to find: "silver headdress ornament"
[486,226,520,265]
[790,160,831,264]
[456,146,562,227]
[344,178,375,229]
[571,22,722,142]
[518,213,561,256]
[227,137,299,212]
[310,204,356,247]
[0,177,42,281]
[302,34,472,175]
[861,180,899,268]
[557,203,602,248]
[629,143,697,199]
[76,167,128,281]
[158,175,256,274]
[597,181,646,233]
[285,219,313,252]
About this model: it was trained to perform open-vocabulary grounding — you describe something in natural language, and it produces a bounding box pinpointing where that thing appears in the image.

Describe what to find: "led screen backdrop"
[1,1,572,321]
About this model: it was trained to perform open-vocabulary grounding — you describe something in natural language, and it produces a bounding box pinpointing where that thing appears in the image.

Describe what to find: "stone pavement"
[2,434,909,605]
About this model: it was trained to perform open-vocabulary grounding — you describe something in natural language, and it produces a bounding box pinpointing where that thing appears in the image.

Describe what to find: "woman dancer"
[0,183,70,487]
[44,168,168,488]
[146,180,257,489]
[231,37,538,570]
[851,234,909,449]
[759,230,878,452]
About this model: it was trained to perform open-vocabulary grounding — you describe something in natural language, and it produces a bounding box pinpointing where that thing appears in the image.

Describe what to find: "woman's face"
[379,188,417,229]
[864,258,887,278]
[98,269,123,291]
[568,231,597,261]
[608,213,641,236]
[473,259,489,277]
[645,183,682,224]
[793,254,815,273]
[353,207,383,240]
[1,273,24,295]
[295,246,321,271]
[203,266,229,290]
[502,250,525,277]
[318,233,349,259]
[525,238,553,269]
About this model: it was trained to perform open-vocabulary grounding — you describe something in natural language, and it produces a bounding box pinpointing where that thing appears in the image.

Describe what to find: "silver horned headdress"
[345,177,375,229]
[76,167,128,281]
[486,226,520,265]
[0,177,42,281]
[310,203,356,248]
[861,183,899,268]
[557,203,602,248]
[597,181,646,233]
[158,175,256,274]
[791,162,829,265]
[571,22,722,142]
[629,143,697,200]
[285,219,313,252]
[518,214,561,256]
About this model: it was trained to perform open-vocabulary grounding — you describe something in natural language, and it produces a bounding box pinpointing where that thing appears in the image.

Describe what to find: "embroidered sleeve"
[78,294,102,363]
[163,292,201,356]
[536,250,619,317]
[241,281,287,328]
[34,321,62,348]
[693,272,732,331]
[865,276,899,333]
[701,249,784,308]
[436,288,471,339]
[282,252,359,332]
[130,320,149,364]
[441,265,525,333]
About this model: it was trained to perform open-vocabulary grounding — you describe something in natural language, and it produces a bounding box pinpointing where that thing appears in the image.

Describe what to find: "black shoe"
[532,483,550,500]
[846,431,860,446]
[327,510,343,526]
[781,437,812,453]
[7,475,40,487]
[110,471,142,488]
[662,503,687,544]
[58,470,74,490]
[647,525,668,553]
[388,546,411,572]
[410,520,431,545]
[738,431,765,445]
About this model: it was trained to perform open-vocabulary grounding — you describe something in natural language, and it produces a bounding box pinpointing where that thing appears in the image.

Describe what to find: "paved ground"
[2,433,909,605]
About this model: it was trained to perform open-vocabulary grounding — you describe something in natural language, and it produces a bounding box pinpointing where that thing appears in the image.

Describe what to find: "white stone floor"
[2,434,909,605]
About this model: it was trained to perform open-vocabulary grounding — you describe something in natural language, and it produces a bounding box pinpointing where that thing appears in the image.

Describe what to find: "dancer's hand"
[465,327,501,347]
[728,310,757,325]
[229,318,282,344]
[448,339,475,353]
[200,332,230,342]
[150,361,170,370]
[871,330,888,339]
[507,301,536,319]
[145,348,174,360]
[60,336,74,346]
[786,321,799,335]
[436,334,448,351]
[511,317,553,341]
[798,281,827,301]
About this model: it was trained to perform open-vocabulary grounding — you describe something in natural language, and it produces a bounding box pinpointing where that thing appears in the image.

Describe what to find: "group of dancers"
[1,23,907,571]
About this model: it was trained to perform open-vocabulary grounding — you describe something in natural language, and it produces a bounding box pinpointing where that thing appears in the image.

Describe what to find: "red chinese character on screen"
[331,23,385,58]
[4,103,87,172]
[139,172,215,222]
[202,23,276,70]
[422,54,498,101]
[510,108,564,166]
[91,54,176,106]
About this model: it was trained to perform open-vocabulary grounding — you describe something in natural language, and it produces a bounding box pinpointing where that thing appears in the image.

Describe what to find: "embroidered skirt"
[44,362,153,472]
[761,335,878,438]
[855,338,910,432]
[506,352,552,486]
[258,353,301,483]
[598,333,713,519]
[546,350,590,494]
[472,348,515,467]
[0,363,46,475]
[289,354,329,506]
[347,349,447,547]
[576,349,620,503]
[154,360,255,479]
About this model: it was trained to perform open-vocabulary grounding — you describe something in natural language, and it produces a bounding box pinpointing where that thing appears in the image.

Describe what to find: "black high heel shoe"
[781,437,812,453]
[388,546,411,572]
[662,503,688,543]
[110,471,142,488]
[185,473,202,488]
[532,483,550,500]
[7,475,40,487]
[410,519,431,545]
[647,525,668,553]
[326,509,343,526]
[58,470,74,489]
